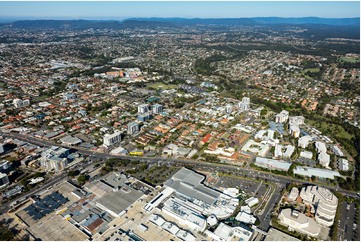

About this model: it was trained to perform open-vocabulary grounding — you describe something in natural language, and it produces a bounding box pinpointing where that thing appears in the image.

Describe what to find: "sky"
[0,1,359,20]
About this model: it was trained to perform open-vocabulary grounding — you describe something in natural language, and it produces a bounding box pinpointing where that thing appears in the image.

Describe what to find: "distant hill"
[1,19,123,29]
[126,17,258,26]
[1,17,359,29]
[252,17,360,26]
[0,17,359,40]
[127,17,360,26]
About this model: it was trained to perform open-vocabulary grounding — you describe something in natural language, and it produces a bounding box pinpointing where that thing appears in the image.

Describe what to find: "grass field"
[303,68,320,73]
[307,120,353,140]
[340,57,359,63]
[147,82,178,90]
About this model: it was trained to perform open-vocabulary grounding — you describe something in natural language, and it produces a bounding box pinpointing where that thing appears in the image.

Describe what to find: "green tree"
[77,174,90,185]
[288,163,296,176]
[67,170,80,177]
[0,220,15,240]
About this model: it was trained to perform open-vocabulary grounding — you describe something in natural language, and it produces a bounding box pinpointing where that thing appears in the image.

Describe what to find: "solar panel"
[28,210,38,217]
[42,209,51,215]
[33,213,44,220]
[24,192,69,219]
[53,203,61,209]
[53,195,59,200]
[50,193,59,200]
[35,202,47,210]
[47,200,57,206]
[24,206,33,212]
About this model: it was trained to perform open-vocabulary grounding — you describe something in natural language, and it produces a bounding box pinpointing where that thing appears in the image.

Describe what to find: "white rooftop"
[294,166,340,180]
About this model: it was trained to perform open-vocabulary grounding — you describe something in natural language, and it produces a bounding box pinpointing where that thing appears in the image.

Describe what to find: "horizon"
[1,16,361,22]
[0,1,359,20]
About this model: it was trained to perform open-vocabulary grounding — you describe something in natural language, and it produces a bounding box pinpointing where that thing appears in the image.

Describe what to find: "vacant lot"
[148,82,178,90]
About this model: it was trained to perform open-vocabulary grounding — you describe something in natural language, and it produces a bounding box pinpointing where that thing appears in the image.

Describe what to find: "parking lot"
[338,201,360,241]
[95,197,182,241]
[296,157,317,167]
[27,213,88,241]
[214,175,269,201]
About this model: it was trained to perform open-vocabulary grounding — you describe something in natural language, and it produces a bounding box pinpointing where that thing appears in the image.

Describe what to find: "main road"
[1,131,359,213]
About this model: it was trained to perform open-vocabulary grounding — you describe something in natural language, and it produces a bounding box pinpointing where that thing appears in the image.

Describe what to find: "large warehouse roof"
[164,167,220,206]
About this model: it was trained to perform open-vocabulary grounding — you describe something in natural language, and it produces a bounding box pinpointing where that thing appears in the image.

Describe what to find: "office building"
[274,144,295,159]
[137,113,152,122]
[103,130,122,146]
[60,135,82,146]
[242,140,270,157]
[225,104,233,114]
[288,187,299,202]
[40,156,68,172]
[127,122,140,135]
[0,160,11,173]
[278,209,320,237]
[289,125,300,138]
[318,152,330,168]
[315,141,327,154]
[63,93,77,101]
[0,172,10,188]
[254,129,278,145]
[238,97,250,111]
[314,141,330,167]
[152,104,163,114]
[289,116,305,126]
[300,151,313,159]
[293,166,340,180]
[298,135,313,149]
[331,145,344,157]
[245,197,259,207]
[338,158,349,171]
[300,186,338,227]
[264,228,301,241]
[275,110,289,123]
[138,104,149,114]
[255,157,291,171]
[40,146,70,172]
[13,99,22,108]
[235,209,257,225]
[13,99,30,108]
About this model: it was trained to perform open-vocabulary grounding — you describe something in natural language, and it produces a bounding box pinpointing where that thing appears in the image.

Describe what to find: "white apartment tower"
[0,172,10,188]
[138,104,149,114]
[239,97,250,111]
[103,130,122,146]
[226,104,233,114]
[13,99,30,108]
[128,122,140,135]
[275,110,289,123]
[152,104,163,114]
